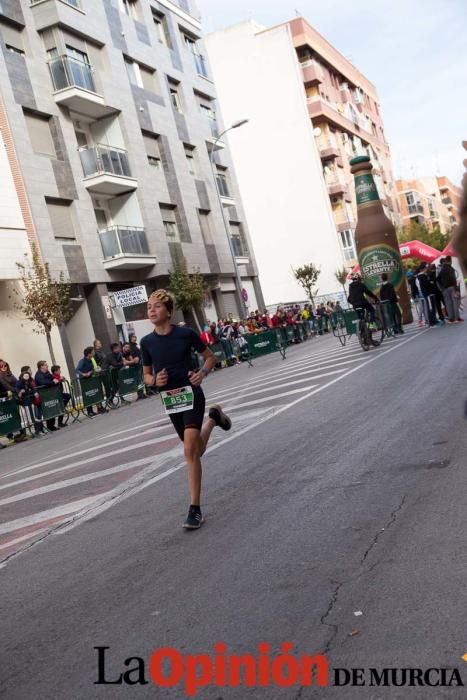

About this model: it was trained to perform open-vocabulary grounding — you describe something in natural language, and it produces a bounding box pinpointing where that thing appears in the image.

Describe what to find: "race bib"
[160,386,194,414]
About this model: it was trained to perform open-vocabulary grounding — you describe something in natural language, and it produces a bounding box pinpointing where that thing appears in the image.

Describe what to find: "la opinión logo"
[95,644,328,695]
[94,645,465,695]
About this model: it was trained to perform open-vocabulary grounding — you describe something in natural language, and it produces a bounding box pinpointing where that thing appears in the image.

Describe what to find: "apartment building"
[207,17,400,296]
[0,0,263,370]
[396,176,461,234]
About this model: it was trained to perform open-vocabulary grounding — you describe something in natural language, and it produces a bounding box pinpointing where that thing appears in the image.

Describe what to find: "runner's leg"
[200,415,216,455]
[183,428,203,506]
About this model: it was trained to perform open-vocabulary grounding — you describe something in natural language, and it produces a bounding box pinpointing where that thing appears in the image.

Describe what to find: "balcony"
[79,145,138,196]
[307,97,374,141]
[99,227,156,270]
[318,142,340,161]
[48,55,114,119]
[206,121,225,151]
[300,60,324,87]
[408,203,424,216]
[326,179,347,197]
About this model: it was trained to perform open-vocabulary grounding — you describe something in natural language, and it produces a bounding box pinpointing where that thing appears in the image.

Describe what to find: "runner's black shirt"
[140,325,206,390]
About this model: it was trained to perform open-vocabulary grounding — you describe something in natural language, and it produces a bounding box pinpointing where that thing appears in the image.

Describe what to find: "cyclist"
[347,272,378,323]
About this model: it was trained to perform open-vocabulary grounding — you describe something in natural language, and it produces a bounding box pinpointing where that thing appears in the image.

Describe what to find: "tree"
[335,266,348,296]
[292,263,321,304]
[16,244,73,364]
[397,221,451,271]
[168,258,208,328]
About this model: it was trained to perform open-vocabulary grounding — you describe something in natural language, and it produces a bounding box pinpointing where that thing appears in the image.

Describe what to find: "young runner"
[141,289,232,530]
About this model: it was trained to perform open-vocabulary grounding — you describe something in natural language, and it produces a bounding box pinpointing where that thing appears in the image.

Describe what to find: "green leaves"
[168,258,208,313]
[15,245,73,336]
[292,263,321,303]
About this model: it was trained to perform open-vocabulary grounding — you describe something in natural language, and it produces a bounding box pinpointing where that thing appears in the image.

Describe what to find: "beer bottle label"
[359,244,404,294]
[355,172,380,207]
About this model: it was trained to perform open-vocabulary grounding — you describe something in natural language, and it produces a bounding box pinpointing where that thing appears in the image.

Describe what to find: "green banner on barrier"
[0,398,22,436]
[80,375,104,407]
[37,385,65,420]
[118,366,142,395]
[246,330,278,358]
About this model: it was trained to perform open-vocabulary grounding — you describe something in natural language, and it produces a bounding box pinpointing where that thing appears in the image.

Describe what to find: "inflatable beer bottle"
[350,155,412,323]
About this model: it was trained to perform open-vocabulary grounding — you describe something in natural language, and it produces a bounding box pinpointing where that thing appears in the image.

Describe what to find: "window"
[168,82,183,112]
[119,0,138,19]
[152,10,170,48]
[182,31,208,77]
[1,23,25,55]
[184,144,197,176]
[339,230,356,261]
[216,167,230,197]
[160,205,179,241]
[229,223,246,257]
[195,91,216,119]
[125,57,158,93]
[198,210,213,245]
[46,198,76,240]
[23,110,56,157]
[142,132,161,168]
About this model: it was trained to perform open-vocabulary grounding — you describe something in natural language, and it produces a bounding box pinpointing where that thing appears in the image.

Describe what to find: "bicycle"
[354,305,384,351]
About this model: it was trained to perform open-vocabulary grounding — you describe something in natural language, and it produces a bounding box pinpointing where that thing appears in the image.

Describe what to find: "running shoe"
[183,506,204,529]
[208,404,232,431]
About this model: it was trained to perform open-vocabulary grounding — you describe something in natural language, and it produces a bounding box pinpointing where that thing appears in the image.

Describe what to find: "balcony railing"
[48,54,95,93]
[99,226,149,259]
[32,0,81,4]
[79,144,131,179]
[408,203,424,215]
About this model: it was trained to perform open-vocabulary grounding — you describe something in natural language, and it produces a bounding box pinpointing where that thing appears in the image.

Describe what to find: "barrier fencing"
[0,323,324,440]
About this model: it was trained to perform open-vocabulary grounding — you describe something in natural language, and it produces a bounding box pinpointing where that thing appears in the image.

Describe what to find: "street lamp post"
[209,118,249,320]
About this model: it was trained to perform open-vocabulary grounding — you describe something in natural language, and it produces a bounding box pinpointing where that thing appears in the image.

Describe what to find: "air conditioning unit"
[341,82,349,91]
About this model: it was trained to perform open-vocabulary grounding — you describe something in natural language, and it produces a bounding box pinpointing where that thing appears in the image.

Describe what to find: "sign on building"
[111,286,148,308]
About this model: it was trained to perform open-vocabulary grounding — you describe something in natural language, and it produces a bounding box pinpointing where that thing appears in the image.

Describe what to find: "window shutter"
[24,112,56,157]
[47,200,75,239]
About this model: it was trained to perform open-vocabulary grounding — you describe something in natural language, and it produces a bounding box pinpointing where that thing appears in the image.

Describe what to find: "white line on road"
[53,328,428,538]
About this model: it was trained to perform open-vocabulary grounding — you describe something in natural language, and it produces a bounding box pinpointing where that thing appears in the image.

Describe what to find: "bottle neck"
[354,168,381,209]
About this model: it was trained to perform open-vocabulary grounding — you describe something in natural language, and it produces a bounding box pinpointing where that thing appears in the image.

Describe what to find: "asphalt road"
[1,323,466,699]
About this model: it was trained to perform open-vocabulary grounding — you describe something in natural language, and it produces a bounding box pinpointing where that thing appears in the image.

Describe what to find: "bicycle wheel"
[370,318,384,347]
[358,321,371,351]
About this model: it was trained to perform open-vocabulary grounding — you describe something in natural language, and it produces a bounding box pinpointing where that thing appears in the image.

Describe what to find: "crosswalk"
[0,325,426,564]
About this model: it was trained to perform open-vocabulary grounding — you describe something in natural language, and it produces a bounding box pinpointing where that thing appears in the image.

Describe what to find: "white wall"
[65,300,96,368]
[0,282,67,374]
[0,134,31,279]
[206,21,345,304]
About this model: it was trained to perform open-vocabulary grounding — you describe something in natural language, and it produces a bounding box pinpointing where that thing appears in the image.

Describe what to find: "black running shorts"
[168,386,206,441]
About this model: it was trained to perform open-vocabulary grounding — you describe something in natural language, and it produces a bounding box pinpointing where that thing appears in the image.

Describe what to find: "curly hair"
[149,289,174,314]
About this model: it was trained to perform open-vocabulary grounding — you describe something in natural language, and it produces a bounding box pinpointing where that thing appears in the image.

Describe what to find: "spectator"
[75,347,98,417]
[129,334,142,362]
[93,339,106,368]
[428,264,445,324]
[15,369,43,436]
[51,365,71,426]
[416,263,437,327]
[106,342,124,369]
[379,272,403,334]
[34,360,60,431]
[437,256,463,323]
[209,322,219,344]
[0,359,17,397]
[200,325,215,346]
[122,341,147,400]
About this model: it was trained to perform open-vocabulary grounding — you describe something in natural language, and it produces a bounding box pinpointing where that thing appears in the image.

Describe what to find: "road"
[1,322,466,699]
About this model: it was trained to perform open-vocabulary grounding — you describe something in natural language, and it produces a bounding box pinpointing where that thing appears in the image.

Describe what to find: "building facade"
[0,0,263,371]
[396,176,462,234]
[207,17,400,303]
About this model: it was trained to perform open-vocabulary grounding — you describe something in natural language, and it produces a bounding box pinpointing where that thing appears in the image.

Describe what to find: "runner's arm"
[188,348,217,386]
